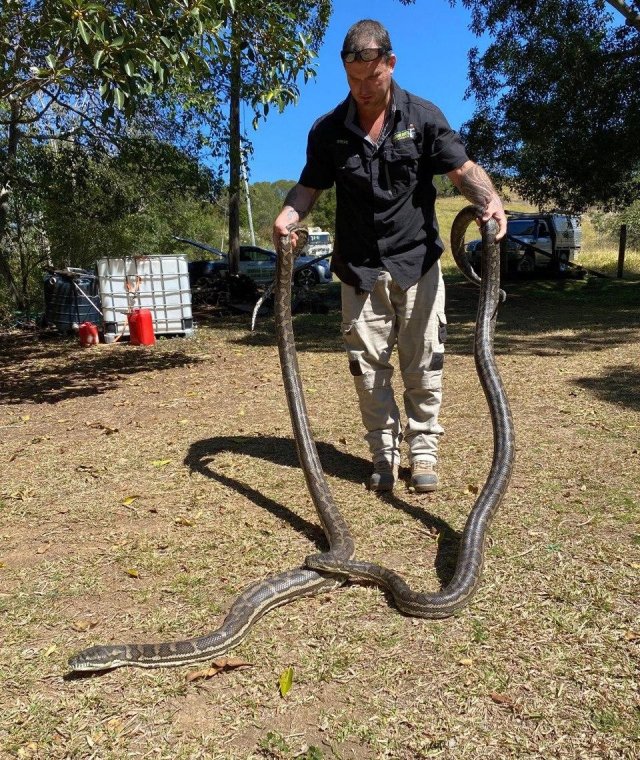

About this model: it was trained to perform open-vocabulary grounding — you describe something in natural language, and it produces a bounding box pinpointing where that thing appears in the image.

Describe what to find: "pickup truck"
[466,212,582,274]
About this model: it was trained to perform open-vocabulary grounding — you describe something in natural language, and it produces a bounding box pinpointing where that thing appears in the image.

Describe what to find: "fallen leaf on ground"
[122,495,140,507]
[151,459,171,468]
[186,667,221,682]
[458,658,474,666]
[465,484,479,495]
[279,665,294,697]
[71,619,97,632]
[125,567,140,578]
[624,630,639,641]
[211,656,252,669]
[44,644,57,657]
[490,691,513,706]
[186,657,252,682]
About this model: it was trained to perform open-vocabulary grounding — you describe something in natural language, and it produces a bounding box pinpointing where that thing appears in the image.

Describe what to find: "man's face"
[344,43,396,114]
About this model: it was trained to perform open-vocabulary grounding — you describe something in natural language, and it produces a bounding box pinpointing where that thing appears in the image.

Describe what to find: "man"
[273,19,506,493]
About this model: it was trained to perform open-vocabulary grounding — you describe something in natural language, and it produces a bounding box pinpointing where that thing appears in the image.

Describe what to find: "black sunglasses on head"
[340,47,391,63]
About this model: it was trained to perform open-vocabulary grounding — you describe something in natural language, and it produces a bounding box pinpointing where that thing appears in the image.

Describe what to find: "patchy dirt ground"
[0,275,638,759]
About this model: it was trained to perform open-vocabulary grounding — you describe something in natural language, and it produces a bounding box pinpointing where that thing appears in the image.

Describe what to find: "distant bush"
[590,202,640,249]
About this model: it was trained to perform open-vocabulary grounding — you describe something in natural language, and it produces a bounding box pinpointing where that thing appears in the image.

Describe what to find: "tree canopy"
[457,0,640,210]
[0,1,331,309]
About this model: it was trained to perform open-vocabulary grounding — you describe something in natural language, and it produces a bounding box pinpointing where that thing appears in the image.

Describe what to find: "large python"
[68,207,513,670]
[68,231,355,671]
[305,207,515,617]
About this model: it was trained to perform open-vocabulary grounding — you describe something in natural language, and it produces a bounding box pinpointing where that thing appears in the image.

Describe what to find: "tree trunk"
[227,15,242,276]
[0,97,24,307]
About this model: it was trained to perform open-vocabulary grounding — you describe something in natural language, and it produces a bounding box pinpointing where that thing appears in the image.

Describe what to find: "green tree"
[42,138,222,264]
[591,201,640,249]
[243,180,296,245]
[1,0,231,308]
[308,186,337,233]
[455,0,640,210]
[1,1,331,308]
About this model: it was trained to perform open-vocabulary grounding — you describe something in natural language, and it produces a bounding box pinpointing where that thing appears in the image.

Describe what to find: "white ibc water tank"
[97,255,194,343]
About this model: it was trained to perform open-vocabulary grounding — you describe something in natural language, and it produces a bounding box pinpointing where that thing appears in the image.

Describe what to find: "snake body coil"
[68,207,513,670]
[305,207,515,617]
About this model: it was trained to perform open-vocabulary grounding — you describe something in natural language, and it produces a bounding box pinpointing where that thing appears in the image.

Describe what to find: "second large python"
[68,208,513,670]
[305,207,515,617]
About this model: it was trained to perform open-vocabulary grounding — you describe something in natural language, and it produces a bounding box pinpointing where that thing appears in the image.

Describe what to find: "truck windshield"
[508,220,536,237]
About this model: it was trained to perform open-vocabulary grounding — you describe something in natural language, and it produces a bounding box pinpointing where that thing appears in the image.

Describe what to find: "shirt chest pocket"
[381,142,421,193]
[335,151,369,191]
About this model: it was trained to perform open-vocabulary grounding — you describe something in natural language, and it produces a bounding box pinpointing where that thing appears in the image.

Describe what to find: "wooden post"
[617,224,627,279]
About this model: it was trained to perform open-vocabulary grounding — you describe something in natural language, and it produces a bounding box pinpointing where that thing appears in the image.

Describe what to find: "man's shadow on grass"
[184,434,461,591]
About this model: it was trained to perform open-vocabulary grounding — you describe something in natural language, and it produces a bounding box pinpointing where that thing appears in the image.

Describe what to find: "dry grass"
[0,267,639,759]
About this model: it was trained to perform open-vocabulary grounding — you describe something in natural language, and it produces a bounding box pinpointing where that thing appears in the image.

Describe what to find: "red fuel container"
[128,308,155,345]
[79,321,99,347]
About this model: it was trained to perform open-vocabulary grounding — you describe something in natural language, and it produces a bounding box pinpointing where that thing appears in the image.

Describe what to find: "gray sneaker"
[410,460,439,492]
[368,460,399,492]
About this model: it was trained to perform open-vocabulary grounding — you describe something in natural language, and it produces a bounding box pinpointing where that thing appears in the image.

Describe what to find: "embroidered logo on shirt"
[336,138,349,145]
[392,125,416,143]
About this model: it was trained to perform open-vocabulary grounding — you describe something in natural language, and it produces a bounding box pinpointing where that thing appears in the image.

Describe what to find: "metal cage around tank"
[96,255,194,343]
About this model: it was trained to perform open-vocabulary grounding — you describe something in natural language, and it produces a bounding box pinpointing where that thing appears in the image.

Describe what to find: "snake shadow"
[184,435,461,589]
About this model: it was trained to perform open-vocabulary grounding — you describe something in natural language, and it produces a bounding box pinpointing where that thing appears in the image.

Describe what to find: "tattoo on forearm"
[459,164,498,208]
[282,186,320,222]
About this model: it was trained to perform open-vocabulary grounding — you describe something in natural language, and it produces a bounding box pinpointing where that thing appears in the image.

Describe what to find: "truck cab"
[304,227,333,258]
[466,212,582,275]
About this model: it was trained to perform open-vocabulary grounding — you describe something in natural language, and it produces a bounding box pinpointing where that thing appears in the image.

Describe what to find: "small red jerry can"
[79,321,99,347]
[128,308,155,346]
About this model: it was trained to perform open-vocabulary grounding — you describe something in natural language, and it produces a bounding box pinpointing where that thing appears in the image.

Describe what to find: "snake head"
[68,644,128,672]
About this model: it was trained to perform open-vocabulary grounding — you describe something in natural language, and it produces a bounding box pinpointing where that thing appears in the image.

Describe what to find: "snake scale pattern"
[68,206,513,670]
[305,206,515,616]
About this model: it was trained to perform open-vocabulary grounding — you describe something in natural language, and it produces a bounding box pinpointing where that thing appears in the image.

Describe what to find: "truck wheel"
[294,268,319,289]
[554,251,570,275]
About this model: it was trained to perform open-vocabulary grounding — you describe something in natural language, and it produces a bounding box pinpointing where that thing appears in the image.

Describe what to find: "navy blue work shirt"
[298,82,469,292]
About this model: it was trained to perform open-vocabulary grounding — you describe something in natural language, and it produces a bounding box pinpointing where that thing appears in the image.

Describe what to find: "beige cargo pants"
[341,262,446,469]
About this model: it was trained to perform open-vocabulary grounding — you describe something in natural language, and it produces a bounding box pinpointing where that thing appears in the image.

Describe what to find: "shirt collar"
[344,82,400,146]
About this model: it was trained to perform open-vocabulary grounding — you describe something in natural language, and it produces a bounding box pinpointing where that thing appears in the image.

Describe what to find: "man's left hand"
[481,197,507,241]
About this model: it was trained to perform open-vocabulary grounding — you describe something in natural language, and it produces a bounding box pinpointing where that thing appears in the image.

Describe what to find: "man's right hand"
[272,184,322,250]
[272,207,300,250]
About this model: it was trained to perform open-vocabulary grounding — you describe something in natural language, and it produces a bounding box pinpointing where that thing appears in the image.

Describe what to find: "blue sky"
[244,0,488,183]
